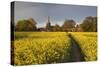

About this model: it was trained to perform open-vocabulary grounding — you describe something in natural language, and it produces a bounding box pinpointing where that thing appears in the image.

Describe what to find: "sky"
[14,1,97,28]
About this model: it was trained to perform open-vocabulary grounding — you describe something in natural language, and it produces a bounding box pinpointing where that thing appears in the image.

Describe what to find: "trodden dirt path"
[68,34,85,62]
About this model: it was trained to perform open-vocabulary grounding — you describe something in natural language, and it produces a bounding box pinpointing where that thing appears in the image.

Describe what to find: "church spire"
[48,16,50,23]
[45,16,51,31]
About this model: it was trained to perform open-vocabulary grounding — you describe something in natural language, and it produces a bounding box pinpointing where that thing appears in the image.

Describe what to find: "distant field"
[12,32,97,65]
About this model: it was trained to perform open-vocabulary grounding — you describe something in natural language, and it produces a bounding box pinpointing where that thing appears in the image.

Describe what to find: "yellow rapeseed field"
[70,32,97,61]
[13,32,71,65]
[12,32,97,65]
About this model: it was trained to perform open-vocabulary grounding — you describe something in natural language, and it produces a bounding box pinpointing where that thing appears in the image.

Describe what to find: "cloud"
[14,1,97,28]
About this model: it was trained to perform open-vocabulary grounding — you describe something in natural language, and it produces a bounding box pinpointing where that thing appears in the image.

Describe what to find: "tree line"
[14,16,97,32]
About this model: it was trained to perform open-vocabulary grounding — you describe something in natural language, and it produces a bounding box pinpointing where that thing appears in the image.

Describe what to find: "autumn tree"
[15,18,37,31]
[62,19,76,32]
[80,16,97,32]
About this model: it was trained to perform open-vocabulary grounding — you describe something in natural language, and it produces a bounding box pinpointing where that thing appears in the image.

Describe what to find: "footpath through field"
[68,33,85,62]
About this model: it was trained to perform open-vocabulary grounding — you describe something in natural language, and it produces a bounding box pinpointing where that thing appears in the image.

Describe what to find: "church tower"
[48,16,50,23]
[45,16,51,31]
